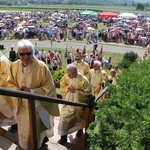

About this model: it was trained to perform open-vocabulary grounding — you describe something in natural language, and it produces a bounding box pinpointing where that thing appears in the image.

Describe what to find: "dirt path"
[1,39,146,58]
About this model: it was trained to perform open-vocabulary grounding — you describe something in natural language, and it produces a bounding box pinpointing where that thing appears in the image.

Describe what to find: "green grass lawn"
[41,47,123,69]
[0,5,149,14]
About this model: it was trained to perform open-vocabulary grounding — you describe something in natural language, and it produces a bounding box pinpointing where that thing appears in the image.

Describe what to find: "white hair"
[66,64,77,73]
[93,60,102,67]
[17,39,34,52]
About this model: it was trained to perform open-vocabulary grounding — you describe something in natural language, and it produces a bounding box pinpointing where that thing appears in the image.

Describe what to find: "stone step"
[0,136,21,150]
[0,116,85,150]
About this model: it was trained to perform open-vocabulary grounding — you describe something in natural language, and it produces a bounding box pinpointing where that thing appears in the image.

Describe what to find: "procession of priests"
[0,39,120,149]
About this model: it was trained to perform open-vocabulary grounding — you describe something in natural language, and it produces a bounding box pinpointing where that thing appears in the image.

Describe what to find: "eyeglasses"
[19,52,32,56]
[93,65,97,67]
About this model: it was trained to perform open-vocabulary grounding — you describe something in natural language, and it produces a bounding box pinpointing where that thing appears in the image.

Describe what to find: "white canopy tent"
[118,13,137,19]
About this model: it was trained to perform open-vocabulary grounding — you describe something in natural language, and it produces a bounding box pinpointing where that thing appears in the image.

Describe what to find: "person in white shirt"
[40,49,47,63]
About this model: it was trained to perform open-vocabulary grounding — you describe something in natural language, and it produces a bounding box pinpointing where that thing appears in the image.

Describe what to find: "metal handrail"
[0,86,107,149]
[0,87,92,108]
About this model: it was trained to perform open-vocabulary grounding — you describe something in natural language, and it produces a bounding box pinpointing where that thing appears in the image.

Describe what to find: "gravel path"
[1,39,146,58]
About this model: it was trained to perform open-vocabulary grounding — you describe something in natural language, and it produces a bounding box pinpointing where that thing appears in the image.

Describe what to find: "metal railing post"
[28,99,38,150]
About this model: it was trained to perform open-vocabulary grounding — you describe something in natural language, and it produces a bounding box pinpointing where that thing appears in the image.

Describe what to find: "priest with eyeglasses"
[7,39,60,150]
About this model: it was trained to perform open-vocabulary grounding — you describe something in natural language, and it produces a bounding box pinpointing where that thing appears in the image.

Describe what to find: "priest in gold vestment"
[58,63,92,144]
[7,39,60,150]
[108,68,117,86]
[0,52,17,126]
[73,53,90,80]
[89,60,106,97]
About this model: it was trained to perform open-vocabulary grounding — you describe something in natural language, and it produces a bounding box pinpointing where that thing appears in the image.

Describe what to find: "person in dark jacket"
[9,46,16,62]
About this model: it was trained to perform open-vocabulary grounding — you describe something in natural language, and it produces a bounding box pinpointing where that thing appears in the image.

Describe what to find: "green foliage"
[0,0,149,7]
[0,5,149,15]
[7,2,12,6]
[87,60,150,150]
[53,68,66,82]
[119,51,138,69]
[136,3,145,10]
[123,51,138,63]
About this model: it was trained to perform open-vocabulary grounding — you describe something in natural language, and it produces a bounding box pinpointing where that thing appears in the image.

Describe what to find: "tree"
[136,3,145,10]
[119,51,138,69]
[124,2,127,6]
[132,0,135,6]
[145,2,149,7]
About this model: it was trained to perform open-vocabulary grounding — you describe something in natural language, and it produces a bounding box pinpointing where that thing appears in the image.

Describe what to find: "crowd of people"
[0,11,150,47]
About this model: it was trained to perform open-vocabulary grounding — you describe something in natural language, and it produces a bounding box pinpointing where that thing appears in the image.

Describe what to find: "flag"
[98,45,103,62]
[92,46,95,57]
[70,46,73,55]
[82,44,86,56]
[50,40,53,51]
[64,44,68,58]
[70,46,74,61]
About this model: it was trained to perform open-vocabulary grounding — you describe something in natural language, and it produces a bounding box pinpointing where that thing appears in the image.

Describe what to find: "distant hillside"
[136,0,149,2]
[0,0,149,6]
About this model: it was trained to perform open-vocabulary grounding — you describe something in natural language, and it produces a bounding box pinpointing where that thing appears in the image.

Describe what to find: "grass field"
[0,5,149,14]
[41,47,123,69]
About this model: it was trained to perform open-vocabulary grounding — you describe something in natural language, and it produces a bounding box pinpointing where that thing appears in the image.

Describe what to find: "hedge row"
[87,60,150,150]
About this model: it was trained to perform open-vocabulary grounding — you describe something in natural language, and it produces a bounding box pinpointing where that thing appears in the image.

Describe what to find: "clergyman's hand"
[68,86,76,93]
[18,86,31,92]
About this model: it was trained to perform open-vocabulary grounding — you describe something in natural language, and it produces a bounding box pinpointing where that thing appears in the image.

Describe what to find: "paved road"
[1,39,146,58]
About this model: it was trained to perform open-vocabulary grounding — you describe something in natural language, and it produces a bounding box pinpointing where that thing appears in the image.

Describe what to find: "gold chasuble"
[73,60,90,80]
[58,72,92,135]
[0,52,17,125]
[89,69,106,96]
[7,57,59,150]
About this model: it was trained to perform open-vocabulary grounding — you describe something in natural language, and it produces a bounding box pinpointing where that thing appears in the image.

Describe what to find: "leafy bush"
[53,68,66,82]
[119,51,138,69]
[87,60,150,150]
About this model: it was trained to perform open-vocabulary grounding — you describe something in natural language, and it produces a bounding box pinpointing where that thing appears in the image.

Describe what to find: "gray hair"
[93,60,102,67]
[17,39,34,52]
[66,64,77,73]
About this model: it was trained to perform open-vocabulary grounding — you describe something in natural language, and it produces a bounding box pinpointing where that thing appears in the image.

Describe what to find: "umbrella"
[14,26,23,32]
[103,30,108,34]
[14,16,20,20]
[111,28,119,32]
[1,19,7,23]
[68,26,72,29]
[87,27,96,31]
[57,17,62,20]
[21,21,26,25]
[27,25,35,28]
[56,20,61,23]
[122,29,130,33]
[0,23,5,28]
[136,27,143,31]
[23,28,29,32]
[4,14,12,18]
[7,18,12,21]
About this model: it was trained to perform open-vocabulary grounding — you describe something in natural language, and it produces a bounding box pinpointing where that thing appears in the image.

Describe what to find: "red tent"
[98,12,118,19]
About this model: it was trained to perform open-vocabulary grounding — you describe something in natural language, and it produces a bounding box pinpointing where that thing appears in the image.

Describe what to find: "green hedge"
[119,51,138,69]
[87,60,150,150]
[53,68,66,82]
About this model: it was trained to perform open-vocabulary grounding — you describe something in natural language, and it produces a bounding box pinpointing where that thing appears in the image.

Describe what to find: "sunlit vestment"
[73,60,90,80]
[108,75,117,86]
[89,68,106,96]
[7,56,60,150]
[58,72,92,135]
[0,52,17,125]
